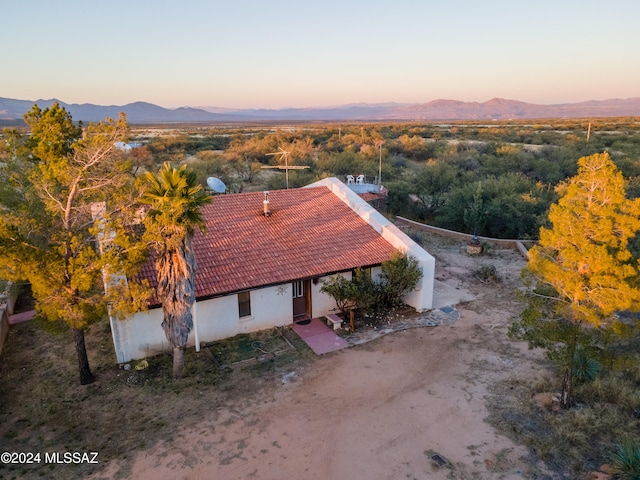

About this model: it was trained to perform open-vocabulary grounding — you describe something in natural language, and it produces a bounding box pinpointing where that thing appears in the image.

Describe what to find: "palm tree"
[142,162,211,377]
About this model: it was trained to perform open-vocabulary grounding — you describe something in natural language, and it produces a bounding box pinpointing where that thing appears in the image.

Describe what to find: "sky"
[2,0,639,109]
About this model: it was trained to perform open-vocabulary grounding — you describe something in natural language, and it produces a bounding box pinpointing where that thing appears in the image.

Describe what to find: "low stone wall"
[395,216,533,258]
[0,306,9,357]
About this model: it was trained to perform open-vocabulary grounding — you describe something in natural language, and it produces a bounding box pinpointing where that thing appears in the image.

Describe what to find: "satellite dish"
[206,177,226,193]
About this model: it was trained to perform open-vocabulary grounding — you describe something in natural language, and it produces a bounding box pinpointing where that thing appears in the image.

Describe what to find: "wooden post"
[561,366,572,409]
[349,310,355,332]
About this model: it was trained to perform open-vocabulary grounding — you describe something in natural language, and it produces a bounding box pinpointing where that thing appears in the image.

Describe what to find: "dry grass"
[2,232,639,479]
[485,361,640,479]
[0,320,314,480]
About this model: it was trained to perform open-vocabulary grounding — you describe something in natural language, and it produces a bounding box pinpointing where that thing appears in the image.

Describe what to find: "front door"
[292,280,310,319]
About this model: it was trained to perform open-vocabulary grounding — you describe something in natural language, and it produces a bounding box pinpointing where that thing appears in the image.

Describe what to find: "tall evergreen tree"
[0,103,148,384]
[522,152,640,407]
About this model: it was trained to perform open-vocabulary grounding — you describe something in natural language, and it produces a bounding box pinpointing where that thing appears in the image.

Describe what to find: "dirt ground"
[92,237,551,480]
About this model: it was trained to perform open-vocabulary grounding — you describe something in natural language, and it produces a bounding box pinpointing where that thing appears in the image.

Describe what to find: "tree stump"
[467,243,482,255]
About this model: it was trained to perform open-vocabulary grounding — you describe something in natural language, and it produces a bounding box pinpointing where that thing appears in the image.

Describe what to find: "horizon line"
[3,95,639,112]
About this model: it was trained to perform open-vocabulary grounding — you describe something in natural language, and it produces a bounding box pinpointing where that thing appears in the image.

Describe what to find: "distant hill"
[0,98,248,125]
[196,98,640,121]
[1,96,640,125]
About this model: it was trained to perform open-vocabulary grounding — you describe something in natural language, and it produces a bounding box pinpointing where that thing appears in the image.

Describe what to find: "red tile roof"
[138,186,398,304]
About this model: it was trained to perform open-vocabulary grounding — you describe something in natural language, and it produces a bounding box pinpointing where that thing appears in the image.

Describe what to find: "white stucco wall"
[193,285,293,345]
[306,178,435,311]
[236,285,293,332]
[110,307,168,363]
[193,294,240,342]
[371,265,383,282]
[311,272,353,318]
[112,283,307,363]
[112,265,405,363]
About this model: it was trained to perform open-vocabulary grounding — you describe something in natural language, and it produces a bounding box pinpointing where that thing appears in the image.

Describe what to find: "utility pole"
[376,140,384,192]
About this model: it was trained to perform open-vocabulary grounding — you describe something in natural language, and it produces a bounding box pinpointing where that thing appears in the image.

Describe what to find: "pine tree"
[0,103,149,384]
[524,152,640,407]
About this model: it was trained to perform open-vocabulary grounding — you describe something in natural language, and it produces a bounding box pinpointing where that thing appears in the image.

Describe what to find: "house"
[109,178,435,363]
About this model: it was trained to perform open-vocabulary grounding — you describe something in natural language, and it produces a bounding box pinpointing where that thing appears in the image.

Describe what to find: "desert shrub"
[406,229,428,246]
[572,346,603,383]
[481,241,494,255]
[320,268,378,318]
[434,172,551,239]
[377,253,422,309]
[474,264,499,283]
[321,254,422,321]
[575,374,640,414]
[610,440,640,480]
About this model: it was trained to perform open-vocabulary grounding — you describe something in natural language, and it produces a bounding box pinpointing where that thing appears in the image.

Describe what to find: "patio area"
[291,316,349,355]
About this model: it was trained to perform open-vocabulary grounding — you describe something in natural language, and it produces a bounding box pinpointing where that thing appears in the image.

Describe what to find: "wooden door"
[292,280,310,318]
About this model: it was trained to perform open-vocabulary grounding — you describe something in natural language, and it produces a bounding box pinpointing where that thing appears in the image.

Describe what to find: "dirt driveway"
[95,238,546,479]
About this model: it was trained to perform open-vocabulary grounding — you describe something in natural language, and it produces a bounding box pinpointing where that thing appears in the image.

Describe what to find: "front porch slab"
[291,317,349,355]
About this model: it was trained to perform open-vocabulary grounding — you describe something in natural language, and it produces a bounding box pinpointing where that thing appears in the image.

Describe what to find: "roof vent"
[262,191,271,217]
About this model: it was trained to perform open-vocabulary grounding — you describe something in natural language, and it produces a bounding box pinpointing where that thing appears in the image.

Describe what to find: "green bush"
[610,440,640,480]
[318,274,359,317]
[572,346,603,383]
[321,254,422,321]
[377,253,422,310]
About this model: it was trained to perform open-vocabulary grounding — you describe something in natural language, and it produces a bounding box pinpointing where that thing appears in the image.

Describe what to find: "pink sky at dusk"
[2,0,638,109]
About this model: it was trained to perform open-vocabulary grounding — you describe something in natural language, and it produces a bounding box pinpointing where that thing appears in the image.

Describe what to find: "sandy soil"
[95,239,546,479]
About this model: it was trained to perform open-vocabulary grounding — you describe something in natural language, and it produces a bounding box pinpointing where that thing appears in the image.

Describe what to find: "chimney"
[262,191,271,217]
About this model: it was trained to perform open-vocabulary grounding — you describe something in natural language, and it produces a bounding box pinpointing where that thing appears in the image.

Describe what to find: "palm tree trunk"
[158,236,196,379]
[144,163,209,380]
[74,327,94,385]
[173,345,185,378]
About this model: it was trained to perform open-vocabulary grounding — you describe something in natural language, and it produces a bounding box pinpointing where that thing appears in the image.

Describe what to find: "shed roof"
[139,186,398,303]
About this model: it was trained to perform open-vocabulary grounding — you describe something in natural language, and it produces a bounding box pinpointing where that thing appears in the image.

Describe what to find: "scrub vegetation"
[129,117,640,240]
[2,114,640,478]
[121,117,640,478]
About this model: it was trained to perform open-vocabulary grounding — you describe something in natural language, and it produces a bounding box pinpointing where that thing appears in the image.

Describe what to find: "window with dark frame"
[238,291,251,318]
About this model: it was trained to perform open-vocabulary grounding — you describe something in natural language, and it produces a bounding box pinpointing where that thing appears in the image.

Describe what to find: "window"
[292,281,305,298]
[238,291,251,318]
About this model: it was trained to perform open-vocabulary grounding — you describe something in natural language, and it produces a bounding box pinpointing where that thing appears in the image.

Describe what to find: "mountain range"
[1,96,640,125]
